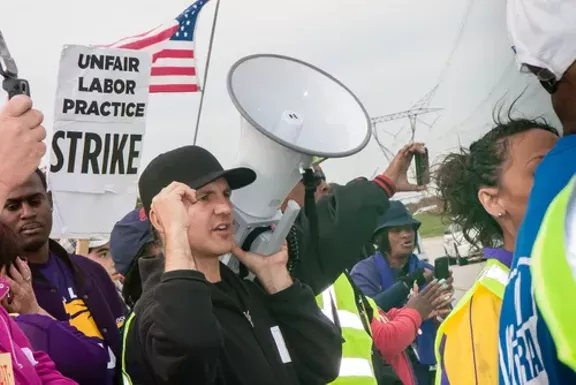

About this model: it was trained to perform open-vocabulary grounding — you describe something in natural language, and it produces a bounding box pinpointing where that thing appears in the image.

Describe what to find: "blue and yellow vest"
[532,175,576,372]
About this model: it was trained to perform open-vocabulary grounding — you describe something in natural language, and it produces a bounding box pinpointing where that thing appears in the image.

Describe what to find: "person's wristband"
[373,174,396,197]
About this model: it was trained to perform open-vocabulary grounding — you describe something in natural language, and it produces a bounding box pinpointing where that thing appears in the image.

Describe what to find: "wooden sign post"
[75,239,90,256]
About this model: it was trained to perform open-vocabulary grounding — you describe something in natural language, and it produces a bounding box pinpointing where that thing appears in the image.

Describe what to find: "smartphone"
[415,147,430,186]
[434,256,450,280]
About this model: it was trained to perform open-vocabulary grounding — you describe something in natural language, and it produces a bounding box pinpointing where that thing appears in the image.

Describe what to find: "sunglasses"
[525,64,559,94]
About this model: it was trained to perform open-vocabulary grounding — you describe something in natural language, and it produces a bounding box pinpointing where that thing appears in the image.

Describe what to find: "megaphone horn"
[226,53,372,255]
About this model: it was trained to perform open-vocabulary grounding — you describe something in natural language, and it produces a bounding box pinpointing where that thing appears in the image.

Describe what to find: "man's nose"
[214,199,233,215]
[20,203,37,219]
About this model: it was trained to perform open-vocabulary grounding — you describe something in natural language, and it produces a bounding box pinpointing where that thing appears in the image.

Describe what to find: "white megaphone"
[221,54,371,269]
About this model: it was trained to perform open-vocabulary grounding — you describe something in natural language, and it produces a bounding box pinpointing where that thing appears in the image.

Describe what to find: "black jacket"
[124,256,341,385]
[291,178,391,295]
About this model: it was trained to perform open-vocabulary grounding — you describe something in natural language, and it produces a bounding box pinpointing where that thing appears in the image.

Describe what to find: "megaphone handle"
[262,200,300,255]
[3,78,30,98]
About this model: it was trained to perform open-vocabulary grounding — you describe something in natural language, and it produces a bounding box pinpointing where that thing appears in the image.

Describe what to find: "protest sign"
[49,44,152,194]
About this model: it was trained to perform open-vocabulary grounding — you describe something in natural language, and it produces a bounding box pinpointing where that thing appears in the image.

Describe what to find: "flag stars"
[186,20,191,25]
[184,32,188,37]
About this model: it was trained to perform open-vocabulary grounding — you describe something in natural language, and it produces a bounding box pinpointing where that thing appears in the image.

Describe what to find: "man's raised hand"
[0,95,46,194]
[149,182,198,272]
[232,241,293,294]
[382,142,427,192]
[150,182,197,236]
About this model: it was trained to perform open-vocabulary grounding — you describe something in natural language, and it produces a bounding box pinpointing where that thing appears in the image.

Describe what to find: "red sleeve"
[370,308,422,360]
[373,174,396,197]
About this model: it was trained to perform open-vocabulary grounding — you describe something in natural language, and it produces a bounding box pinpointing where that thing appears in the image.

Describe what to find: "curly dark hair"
[0,222,22,269]
[434,105,559,248]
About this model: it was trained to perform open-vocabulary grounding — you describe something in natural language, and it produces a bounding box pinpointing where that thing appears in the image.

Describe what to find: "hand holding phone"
[415,147,430,186]
[434,256,450,280]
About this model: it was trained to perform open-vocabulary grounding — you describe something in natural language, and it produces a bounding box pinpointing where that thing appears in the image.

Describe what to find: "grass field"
[414,212,447,238]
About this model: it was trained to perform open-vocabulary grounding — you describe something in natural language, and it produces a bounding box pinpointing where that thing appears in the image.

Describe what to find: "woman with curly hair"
[432,114,559,385]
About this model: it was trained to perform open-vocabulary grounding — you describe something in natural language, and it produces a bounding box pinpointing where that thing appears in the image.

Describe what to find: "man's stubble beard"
[22,238,47,253]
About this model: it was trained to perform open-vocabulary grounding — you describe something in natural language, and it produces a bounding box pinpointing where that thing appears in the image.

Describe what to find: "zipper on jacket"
[243,310,254,327]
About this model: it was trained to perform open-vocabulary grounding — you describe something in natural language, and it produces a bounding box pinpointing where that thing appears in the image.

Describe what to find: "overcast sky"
[1,0,559,192]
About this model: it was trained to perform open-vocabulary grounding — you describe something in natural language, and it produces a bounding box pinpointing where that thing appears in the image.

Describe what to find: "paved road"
[421,236,485,302]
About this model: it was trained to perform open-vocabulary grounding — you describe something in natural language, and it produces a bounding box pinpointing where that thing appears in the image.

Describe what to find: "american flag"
[104,0,210,93]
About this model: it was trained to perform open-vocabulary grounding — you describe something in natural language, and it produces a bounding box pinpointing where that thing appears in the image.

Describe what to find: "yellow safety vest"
[316,274,379,385]
[533,176,576,372]
[434,259,509,385]
[121,312,136,385]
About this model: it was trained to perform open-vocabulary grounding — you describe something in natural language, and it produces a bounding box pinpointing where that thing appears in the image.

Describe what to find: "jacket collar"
[483,247,514,269]
[29,239,86,292]
[137,252,252,313]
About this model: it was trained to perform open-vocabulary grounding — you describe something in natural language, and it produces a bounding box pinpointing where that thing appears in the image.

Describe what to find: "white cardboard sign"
[49,44,152,194]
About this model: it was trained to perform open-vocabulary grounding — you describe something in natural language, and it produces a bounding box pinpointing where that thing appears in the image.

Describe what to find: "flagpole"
[193,0,221,145]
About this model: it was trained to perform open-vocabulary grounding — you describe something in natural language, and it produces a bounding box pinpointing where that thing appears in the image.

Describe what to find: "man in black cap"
[122,145,341,385]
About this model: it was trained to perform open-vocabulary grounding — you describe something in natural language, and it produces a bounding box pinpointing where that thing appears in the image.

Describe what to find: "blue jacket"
[351,251,437,365]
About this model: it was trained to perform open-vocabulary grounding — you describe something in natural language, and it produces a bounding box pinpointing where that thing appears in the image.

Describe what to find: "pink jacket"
[0,278,77,385]
[371,307,422,385]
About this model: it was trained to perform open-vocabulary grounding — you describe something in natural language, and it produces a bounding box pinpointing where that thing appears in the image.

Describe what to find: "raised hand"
[382,142,427,192]
[232,241,293,294]
[0,95,46,195]
[406,280,453,320]
[149,182,198,272]
[1,257,49,317]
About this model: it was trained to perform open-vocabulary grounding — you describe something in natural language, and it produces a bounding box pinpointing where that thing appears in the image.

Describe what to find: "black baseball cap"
[138,145,256,215]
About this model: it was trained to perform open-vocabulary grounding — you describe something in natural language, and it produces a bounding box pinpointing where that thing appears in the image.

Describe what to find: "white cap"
[89,237,110,249]
[507,0,576,80]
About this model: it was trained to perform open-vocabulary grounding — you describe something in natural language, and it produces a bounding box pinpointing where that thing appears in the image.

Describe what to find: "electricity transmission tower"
[371,88,443,161]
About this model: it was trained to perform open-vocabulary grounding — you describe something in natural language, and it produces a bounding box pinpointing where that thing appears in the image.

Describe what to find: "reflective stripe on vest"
[317,274,377,384]
[434,259,509,385]
[121,312,137,385]
[320,286,365,330]
[533,176,576,372]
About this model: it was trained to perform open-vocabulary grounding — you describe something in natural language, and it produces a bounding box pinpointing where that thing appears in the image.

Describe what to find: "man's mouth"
[213,223,232,236]
[401,240,413,248]
[20,223,43,235]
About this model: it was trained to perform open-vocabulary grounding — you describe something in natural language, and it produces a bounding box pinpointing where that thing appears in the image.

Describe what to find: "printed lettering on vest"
[499,258,548,385]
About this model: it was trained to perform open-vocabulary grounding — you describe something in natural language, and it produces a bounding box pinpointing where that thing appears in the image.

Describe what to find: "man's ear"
[148,210,164,235]
[478,186,504,218]
[47,190,53,209]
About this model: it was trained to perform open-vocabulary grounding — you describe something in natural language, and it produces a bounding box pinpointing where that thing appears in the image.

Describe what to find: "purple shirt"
[483,247,513,269]
[30,252,116,384]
